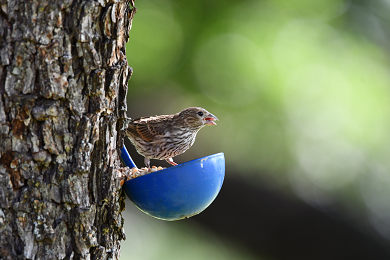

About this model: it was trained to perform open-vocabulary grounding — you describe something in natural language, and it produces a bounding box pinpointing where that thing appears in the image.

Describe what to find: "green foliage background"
[122,0,390,259]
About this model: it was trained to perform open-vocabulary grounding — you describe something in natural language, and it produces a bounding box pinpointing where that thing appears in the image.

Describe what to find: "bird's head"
[179,107,218,129]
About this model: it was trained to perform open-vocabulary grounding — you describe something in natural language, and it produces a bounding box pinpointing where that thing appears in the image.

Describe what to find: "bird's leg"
[144,157,151,169]
[166,158,178,166]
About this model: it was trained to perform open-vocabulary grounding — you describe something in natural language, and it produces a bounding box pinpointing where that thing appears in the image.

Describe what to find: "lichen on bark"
[0,0,135,259]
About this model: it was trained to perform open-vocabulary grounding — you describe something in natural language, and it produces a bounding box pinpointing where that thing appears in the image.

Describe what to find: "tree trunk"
[0,0,135,259]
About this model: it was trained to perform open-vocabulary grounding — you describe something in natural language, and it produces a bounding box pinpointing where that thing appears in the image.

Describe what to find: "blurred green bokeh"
[122,0,390,258]
[121,199,261,260]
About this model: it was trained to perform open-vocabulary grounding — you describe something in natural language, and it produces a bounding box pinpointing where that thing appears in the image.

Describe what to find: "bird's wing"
[133,116,171,142]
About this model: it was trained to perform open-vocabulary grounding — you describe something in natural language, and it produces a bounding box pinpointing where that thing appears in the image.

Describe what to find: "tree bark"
[0,0,135,259]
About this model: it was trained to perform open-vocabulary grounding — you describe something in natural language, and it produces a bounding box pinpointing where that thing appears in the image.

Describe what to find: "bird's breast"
[127,128,199,160]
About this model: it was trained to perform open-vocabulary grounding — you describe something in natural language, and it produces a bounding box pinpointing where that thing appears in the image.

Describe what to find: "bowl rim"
[124,152,225,183]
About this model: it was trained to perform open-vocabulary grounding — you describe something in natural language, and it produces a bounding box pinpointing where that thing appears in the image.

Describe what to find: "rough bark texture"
[0,0,135,259]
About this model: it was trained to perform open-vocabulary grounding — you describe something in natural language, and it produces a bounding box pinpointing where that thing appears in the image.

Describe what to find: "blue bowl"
[122,153,225,221]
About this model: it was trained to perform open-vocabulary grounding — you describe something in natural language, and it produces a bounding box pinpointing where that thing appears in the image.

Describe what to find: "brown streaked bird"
[125,107,218,168]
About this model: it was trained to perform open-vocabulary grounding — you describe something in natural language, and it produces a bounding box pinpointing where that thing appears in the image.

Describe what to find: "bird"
[125,107,218,168]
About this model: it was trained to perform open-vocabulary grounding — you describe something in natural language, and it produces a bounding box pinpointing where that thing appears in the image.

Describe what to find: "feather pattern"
[125,107,218,168]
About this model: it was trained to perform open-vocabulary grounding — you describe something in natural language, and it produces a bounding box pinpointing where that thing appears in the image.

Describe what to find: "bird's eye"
[197,111,204,116]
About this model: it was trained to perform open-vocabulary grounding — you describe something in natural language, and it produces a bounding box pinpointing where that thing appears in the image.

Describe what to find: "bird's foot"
[144,157,151,169]
[166,158,178,166]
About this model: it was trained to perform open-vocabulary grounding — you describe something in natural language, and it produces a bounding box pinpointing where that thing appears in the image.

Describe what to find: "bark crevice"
[0,0,135,259]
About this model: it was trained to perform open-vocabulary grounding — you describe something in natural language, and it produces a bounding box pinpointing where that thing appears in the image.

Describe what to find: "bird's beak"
[204,113,218,126]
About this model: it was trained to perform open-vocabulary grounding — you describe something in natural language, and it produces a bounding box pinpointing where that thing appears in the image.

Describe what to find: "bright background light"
[122,0,390,258]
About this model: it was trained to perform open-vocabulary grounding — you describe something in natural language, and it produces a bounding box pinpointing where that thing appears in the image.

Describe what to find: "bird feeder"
[120,146,225,221]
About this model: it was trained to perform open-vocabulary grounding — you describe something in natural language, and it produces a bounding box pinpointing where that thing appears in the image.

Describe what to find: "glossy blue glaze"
[120,146,137,168]
[121,149,225,221]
